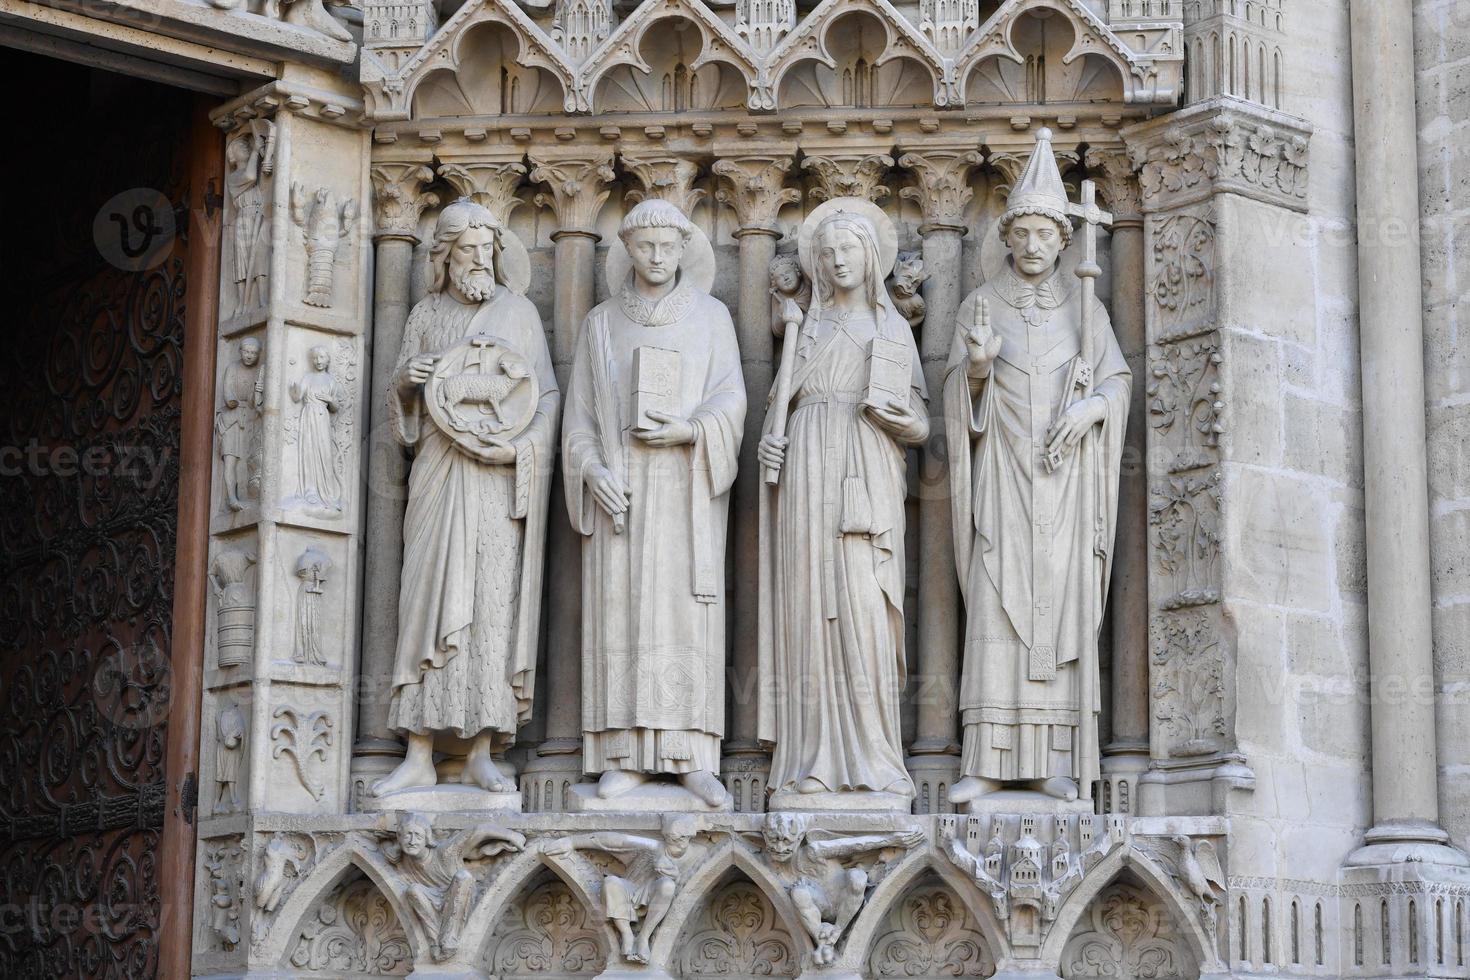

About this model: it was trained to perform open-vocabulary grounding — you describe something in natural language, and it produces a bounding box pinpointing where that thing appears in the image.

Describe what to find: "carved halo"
[497,228,533,296]
[797,196,899,282]
[605,219,717,293]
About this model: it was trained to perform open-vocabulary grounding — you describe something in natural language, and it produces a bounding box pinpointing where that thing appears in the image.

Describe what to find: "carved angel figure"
[375,812,526,962]
[544,814,705,964]
[755,812,924,966]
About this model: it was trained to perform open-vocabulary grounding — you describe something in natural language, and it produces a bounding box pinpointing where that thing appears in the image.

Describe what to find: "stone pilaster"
[1123,98,1313,818]
[620,155,707,215]
[895,146,982,813]
[1085,146,1150,815]
[712,150,800,811]
[521,150,616,808]
[195,81,374,975]
[351,159,438,805]
[435,156,528,225]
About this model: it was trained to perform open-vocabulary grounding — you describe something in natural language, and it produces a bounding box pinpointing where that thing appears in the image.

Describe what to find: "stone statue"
[768,248,810,332]
[372,200,559,798]
[887,250,929,328]
[216,337,263,513]
[225,122,273,314]
[756,812,924,965]
[563,200,745,808]
[756,199,929,806]
[288,345,348,515]
[544,814,705,964]
[374,811,526,962]
[943,130,1130,805]
[215,700,245,811]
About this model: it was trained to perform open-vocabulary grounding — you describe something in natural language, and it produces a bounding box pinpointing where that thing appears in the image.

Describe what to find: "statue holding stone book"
[563,199,746,810]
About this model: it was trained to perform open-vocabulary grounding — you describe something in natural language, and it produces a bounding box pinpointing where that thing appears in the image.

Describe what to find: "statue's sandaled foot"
[948,776,1002,804]
[461,753,514,793]
[598,769,647,799]
[797,776,826,794]
[1032,776,1078,801]
[372,754,437,796]
[681,769,730,807]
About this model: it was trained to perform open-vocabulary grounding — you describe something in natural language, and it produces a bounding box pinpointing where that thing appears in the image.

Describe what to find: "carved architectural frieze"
[1125,97,1311,212]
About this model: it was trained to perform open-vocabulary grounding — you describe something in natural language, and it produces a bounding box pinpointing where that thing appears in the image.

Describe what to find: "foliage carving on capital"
[530,152,618,234]
[1084,147,1143,220]
[713,156,800,233]
[438,161,529,225]
[371,163,439,241]
[803,153,896,204]
[622,156,708,215]
[1129,114,1310,210]
[897,149,982,229]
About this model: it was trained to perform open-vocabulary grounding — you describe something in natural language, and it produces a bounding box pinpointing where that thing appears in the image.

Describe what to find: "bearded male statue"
[372,199,559,799]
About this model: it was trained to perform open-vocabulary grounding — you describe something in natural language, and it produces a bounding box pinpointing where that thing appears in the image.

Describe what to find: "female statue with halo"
[756,198,929,810]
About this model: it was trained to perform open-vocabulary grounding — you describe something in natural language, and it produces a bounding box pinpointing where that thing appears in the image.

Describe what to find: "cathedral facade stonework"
[20,0,1465,976]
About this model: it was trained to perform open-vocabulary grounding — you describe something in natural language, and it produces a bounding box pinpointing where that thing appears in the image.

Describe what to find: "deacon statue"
[757,200,928,806]
[944,130,1130,805]
[564,199,745,808]
[372,199,559,797]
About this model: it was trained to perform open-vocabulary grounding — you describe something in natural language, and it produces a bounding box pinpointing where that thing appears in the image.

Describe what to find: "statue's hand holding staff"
[963,297,1002,380]
[757,433,788,472]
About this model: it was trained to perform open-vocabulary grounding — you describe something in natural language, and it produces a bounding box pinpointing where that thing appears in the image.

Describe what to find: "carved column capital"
[621,156,707,216]
[436,160,528,226]
[712,154,800,237]
[802,153,895,204]
[370,162,439,243]
[896,148,982,234]
[1083,146,1144,228]
[529,151,617,238]
[1121,99,1312,214]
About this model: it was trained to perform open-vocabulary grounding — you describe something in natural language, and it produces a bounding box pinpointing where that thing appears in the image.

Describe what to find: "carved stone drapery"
[370,162,439,242]
[530,151,618,238]
[621,155,707,215]
[437,159,529,225]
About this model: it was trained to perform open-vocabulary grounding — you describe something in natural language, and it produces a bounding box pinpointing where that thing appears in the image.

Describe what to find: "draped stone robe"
[758,301,928,797]
[564,278,745,776]
[386,287,558,747]
[944,263,1129,792]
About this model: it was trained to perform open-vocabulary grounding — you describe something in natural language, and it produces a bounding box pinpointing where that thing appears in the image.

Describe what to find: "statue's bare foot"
[1032,776,1078,801]
[682,769,730,807]
[948,776,1002,804]
[461,753,514,793]
[797,777,826,794]
[227,495,244,512]
[634,936,652,963]
[372,754,437,796]
[598,769,647,799]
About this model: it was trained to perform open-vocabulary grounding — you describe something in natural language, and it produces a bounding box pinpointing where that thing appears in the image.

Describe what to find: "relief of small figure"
[288,345,348,516]
[216,337,263,513]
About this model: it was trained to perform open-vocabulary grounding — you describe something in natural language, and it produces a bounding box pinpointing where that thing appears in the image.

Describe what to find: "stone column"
[895,145,982,813]
[711,150,798,812]
[520,151,616,810]
[350,161,438,803]
[1086,147,1150,814]
[1344,0,1466,867]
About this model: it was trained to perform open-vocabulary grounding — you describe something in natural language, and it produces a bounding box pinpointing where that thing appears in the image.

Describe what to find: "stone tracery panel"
[483,869,609,979]
[864,876,997,979]
[674,875,801,979]
[1059,880,1199,979]
[286,869,413,976]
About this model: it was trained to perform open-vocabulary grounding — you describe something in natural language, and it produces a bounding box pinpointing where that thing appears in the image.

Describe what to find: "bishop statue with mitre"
[944,129,1131,806]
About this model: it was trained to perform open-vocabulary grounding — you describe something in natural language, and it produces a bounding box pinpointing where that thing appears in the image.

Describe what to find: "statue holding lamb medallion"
[944,129,1130,808]
[371,199,559,809]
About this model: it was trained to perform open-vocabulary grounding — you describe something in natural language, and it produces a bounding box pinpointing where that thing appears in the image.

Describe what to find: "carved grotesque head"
[761,812,809,864]
[430,198,503,304]
[661,814,699,858]
[769,252,804,296]
[619,199,693,290]
[1001,212,1069,281]
[239,336,261,367]
[396,812,434,859]
[309,345,330,372]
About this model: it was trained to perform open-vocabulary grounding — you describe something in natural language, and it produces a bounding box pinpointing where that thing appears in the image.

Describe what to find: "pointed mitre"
[1003,127,1070,230]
